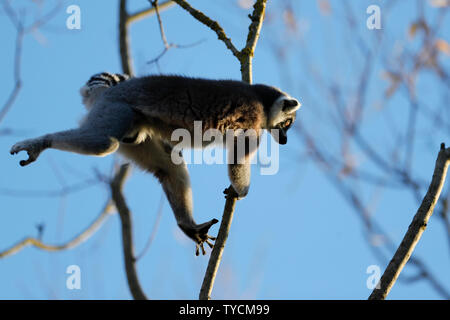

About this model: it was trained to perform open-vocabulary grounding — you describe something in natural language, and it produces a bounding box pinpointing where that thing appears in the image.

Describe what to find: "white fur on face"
[267,95,301,128]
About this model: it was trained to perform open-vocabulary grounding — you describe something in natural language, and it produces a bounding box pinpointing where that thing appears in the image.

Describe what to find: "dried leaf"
[385,83,400,98]
[317,0,332,16]
[381,71,401,98]
[381,71,401,82]
[409,22,419,38]
[339,152,359,177]
[435,39,450,56]
[370,234,386,247]
[31,29,48,46]
[408,20,429,39]
[428,0,450,8]
[283,7,298,33]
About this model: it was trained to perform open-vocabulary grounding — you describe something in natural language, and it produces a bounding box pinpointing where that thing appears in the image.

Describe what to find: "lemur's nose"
[287,99,298,107]
[283,99,301,113]
[292,99,302,108]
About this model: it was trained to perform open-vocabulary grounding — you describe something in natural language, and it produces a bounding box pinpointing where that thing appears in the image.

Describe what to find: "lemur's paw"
[10,139,44,166]
[194,218,219,256]
[223,186,247,200]
[223,186,238,199]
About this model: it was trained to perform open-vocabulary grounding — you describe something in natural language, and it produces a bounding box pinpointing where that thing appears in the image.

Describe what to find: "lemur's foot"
[223,185,248,200]
[194,219,219,256]
[195,234,217,256]
[179,219,218,256]
[10,138,47,166]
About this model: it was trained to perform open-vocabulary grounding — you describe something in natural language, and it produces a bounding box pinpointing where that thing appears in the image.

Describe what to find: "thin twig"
[369,144,450,300]
[0,1,23,124]
[172,0,241,58]
[147,39,205,66]
[0,178,100,198]
[0,0,61,124]
[0,200,114,258]
[151,0,170,49]
[110,164,147,300]
[135,192,165,261]
[147,0,179,65]
[128,0,174,24]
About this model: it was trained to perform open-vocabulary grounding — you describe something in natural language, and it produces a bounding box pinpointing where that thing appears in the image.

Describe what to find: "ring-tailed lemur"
[10,72,301,255]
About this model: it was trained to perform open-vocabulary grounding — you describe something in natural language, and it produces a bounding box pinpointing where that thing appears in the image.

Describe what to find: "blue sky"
[0,0,449,299]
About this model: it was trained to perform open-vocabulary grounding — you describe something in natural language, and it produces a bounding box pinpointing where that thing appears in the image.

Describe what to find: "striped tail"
[85,72,130,89]
[80,72,130,109]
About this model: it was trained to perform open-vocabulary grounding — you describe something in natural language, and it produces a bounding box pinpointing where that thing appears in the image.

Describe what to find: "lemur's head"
[80,72,129,109]
[254,84,301,145]
[267,94,300,145]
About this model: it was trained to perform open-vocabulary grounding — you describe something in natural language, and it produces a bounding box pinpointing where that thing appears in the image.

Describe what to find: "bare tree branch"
[300,123,450,298]
[119,0,175,75]
[369,144,450,300]
[119,0,134,76]
[0,200,114,258]
[197,0,268,300]
[240,0,267,83]
[117,0,151,300]
[199,191,237,300]
[0,1,61,124]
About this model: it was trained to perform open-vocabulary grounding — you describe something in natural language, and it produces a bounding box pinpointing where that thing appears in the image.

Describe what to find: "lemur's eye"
[283,119,292,128]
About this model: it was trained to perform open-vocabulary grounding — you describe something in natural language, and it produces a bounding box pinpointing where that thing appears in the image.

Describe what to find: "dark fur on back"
[103,75,285,134]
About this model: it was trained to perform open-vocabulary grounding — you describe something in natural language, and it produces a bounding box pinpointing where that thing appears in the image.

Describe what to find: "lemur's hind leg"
[119,139,218,255]
[10,101,135,166]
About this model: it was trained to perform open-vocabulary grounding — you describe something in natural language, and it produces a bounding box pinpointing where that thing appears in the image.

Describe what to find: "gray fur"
[10,73,300,255]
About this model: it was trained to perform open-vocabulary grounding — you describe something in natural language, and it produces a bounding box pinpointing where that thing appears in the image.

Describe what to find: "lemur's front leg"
[226,133,259,200]
[10,101,135,166]
[226,163,251,200]
[10,130,120,166]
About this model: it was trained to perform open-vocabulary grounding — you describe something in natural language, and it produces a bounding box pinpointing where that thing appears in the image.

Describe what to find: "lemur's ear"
[282,99,300,114]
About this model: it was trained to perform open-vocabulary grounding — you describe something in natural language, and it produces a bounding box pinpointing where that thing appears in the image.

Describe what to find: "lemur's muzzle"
[278,135,287,145]
[278,129,287,145]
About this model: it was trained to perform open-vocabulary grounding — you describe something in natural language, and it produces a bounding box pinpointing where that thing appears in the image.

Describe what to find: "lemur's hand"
[223,186,238,200]
[10,138,47,166]
[179,219,218,256]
